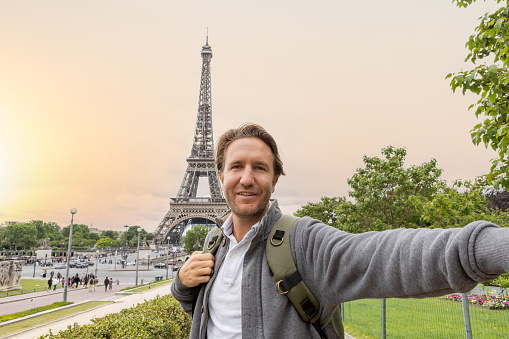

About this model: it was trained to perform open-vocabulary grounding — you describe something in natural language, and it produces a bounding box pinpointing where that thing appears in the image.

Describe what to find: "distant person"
[61,277,65,288]
[47,277,52,291]
[104,277,109,292]
[109,277,113,290]
[89,278,94,292]
[52,276,58,291]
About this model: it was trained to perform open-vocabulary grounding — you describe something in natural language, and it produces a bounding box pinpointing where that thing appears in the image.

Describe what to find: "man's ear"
[272,175,279,193]
[219,171,224,185]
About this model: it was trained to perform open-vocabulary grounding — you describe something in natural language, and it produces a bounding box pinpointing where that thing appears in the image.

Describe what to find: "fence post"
[382,298,386,339]
[461,292,473,339]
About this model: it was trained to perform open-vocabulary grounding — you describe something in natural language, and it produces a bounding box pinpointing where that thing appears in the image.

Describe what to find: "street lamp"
[172,250,176,279]
[63,208,77,302]
[135,227,141,286]
[95,249,99,278]
[165,236,170,280]
[123,225,129,268]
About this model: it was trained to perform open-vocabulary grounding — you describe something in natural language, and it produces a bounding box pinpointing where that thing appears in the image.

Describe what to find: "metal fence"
[342,288,509,338]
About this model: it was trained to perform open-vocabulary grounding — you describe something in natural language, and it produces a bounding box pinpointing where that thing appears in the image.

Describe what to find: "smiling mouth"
[238,193,256,196]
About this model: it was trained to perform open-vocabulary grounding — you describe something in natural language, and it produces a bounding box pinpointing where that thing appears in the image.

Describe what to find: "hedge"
[38,294,191,338]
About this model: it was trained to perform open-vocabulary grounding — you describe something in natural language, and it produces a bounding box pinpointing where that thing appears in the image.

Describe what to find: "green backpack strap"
[267,215,344,339]
[266,215,325,334]
[192,226,223,318]
[202,227,223,255]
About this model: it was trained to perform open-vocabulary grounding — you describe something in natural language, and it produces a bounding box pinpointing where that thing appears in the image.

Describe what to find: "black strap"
[280,270,302,293]
[301,298,326,338]
[273,230,285,241]
[191,286,200,318]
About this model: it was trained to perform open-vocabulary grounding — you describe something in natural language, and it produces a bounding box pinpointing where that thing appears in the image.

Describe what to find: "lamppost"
[123,225,129,268]
[165,236,170,280]
[135,227,141,286]
[95,249,99,278]
[63,208,77,302]
[172,250,176,279]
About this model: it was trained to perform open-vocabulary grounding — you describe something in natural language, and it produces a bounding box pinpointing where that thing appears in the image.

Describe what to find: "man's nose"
[239,167,255,186]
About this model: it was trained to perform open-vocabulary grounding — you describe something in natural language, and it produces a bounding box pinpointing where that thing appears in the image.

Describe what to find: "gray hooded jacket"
[171,200,508,338]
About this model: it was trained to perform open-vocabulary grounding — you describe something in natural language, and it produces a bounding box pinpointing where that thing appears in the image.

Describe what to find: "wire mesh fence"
[343,289,509,338]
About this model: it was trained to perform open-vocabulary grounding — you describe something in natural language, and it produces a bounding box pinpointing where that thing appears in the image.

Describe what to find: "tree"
[345,146,445,231]
[411,178,509,228]
[182,226,212,254]
[101,230,119,240]
[294,146,446,233]
[447,0,509,188]
[96,237,113,249]
[5,223,38,250]
[294,197,345,226]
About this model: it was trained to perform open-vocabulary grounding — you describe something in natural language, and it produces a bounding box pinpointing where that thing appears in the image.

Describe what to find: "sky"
[0,0,503,232]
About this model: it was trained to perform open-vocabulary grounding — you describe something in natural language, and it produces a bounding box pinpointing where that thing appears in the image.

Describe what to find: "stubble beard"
[225,190,271,222]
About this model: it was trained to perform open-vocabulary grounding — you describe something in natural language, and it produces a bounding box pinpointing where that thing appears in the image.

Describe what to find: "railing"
[0,286,48,298]
[343,288,509,338]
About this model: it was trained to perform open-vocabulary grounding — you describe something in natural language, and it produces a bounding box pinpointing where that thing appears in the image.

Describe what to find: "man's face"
[219,137,279,224]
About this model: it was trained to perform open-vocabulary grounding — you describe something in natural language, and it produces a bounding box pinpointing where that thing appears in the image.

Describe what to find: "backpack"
[202,215,344,339]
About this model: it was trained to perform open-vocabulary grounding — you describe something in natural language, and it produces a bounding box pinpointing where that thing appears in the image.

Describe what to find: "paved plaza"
[1,281,173,338]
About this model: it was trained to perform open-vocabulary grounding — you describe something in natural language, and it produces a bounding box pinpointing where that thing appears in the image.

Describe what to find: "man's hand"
[178,251,215,288]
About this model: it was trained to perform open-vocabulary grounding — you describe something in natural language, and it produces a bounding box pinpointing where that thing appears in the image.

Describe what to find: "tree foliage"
[101,230,119,240]
[96,237,113,249]
[5,223,38,250]
[448,0,509,188]
[182,226,213,254]
[341,146,444,232]
[411,178,509,228]
[0,221,152,251]
[294,146,508,233]
[294,197,345,226]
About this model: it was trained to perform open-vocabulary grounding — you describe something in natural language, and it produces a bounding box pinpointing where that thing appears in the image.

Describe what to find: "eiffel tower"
[154,37,229,245]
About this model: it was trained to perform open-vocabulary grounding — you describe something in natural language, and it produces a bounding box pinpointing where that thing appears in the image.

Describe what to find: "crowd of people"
[42,270,113,292]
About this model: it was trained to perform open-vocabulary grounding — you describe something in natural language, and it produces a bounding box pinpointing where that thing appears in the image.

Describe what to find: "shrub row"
[38,294,191,338]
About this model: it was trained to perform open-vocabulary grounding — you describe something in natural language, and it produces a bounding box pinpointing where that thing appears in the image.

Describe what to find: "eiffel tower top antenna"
[206,27,209,45]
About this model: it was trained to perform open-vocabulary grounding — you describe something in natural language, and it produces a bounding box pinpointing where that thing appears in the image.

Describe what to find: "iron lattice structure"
[154,38,229,245]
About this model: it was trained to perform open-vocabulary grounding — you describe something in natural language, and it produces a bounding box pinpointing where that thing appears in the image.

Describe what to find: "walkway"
[1,282,171,339]
[1,283,355,338]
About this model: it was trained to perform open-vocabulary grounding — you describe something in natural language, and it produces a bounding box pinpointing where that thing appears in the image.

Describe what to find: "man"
[172,123,509,339]
[104,277,109,292]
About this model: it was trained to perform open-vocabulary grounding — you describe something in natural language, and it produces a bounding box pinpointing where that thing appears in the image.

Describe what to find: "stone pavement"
[1,282,355,338]
[1,282,172,339]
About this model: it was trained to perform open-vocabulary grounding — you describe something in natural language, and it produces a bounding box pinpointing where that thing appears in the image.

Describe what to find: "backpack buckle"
[275,280,289,295]
[270,230,285,246]
[207,236,219,250]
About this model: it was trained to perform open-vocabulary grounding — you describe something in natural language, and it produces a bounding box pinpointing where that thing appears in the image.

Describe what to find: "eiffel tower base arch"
[154,199,229,245]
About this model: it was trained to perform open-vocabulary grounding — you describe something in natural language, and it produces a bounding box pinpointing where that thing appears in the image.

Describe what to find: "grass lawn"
[0,279,50,298]
[0,300,111,338]
[343,297,509,338]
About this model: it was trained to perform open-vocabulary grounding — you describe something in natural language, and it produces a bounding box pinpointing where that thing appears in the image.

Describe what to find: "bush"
[38,294,191,338]
[485,274,509,289]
